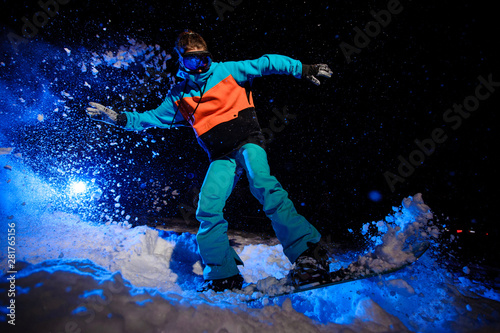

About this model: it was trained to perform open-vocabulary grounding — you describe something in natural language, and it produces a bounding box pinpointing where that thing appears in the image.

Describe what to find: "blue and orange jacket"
[119,54,303,160]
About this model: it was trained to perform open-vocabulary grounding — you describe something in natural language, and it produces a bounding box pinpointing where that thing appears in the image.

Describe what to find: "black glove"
[302,64,333,86]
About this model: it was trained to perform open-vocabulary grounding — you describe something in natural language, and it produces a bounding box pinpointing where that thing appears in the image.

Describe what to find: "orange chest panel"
[175,75,254,136]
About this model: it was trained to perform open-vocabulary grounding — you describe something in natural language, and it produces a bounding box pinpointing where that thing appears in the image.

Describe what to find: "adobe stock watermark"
[384,73,499,192]
[213,0,243,21]
[261,105,297,145]
[339,0,404,64]
[6,0,72,52]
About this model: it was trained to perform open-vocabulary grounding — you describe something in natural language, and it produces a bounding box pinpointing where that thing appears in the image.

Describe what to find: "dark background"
[1,0,498,273]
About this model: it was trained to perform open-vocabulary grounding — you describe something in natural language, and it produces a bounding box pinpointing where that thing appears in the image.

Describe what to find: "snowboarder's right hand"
[86,102,118,125]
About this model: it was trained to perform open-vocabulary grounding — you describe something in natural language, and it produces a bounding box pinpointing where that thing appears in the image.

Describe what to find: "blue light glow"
[368,190,383,202]
[70,181,87,195]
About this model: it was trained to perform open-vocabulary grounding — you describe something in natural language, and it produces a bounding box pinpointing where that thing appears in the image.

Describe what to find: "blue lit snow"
[0,154,499,332]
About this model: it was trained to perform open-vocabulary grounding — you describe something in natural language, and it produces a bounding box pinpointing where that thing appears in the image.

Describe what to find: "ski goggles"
[181,51,212,73]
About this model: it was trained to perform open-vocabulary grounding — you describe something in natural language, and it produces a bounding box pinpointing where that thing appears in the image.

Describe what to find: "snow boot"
[290,242,330,286]
[197,274,245,292]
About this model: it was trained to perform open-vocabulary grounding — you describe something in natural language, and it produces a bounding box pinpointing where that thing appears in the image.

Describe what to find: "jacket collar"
[176,62,217,86]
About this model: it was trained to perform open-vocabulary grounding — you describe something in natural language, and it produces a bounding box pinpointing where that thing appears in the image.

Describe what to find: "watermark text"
[6,219,17,326]
[7,0,72,52]
[339,0,403,63]
[384,73,498,192]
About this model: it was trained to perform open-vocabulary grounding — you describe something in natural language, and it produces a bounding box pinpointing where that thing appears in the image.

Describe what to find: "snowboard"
[243,241,430,301]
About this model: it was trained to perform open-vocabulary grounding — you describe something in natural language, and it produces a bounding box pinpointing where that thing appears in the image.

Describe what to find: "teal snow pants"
[196,143,321,280]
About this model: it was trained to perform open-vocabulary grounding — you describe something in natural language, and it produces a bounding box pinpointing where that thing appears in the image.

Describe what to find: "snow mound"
[238,244,292,283]
[1,155,499,332]
[1,211,178,292]
[1,259,362,333]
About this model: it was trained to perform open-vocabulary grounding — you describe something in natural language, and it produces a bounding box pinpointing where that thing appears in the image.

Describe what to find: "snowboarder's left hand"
[302,64,333,86]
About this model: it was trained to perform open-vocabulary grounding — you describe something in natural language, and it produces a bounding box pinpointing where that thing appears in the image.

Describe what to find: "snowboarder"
[86,30,333,292]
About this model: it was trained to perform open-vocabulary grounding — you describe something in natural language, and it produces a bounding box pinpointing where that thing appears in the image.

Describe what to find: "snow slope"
[1,153,499,333]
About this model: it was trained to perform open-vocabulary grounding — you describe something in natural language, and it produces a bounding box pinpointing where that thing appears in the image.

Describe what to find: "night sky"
[1,1,498,265]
